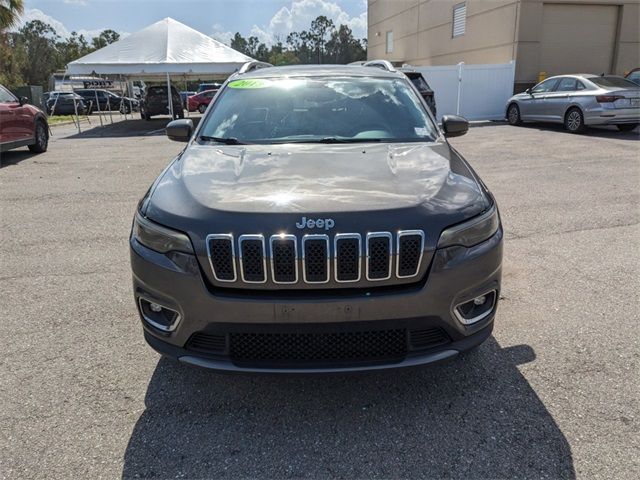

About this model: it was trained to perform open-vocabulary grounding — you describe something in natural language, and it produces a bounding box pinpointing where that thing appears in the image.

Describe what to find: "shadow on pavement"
[517,122,639,140]
[0,149,41,168]
[122,338,575,479]
[62,115,201,139]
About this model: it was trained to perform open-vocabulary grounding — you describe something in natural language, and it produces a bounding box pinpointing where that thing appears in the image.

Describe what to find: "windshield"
[590,76,639,89]
[198,76,438,144]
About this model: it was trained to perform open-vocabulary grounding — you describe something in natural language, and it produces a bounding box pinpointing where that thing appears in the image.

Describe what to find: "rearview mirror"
[166,119,193,142]
[19,96,28,106]
[441,115,469,138]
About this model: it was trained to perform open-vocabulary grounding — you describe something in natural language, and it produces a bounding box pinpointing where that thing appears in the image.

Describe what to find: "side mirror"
[166,119,193,142]
[19,96,28,106]
[441,115,469,138]
[525,88,532,95]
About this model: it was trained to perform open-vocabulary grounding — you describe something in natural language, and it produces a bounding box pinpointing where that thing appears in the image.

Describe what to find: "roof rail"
[362,60,397,72]
[237,61,273,74]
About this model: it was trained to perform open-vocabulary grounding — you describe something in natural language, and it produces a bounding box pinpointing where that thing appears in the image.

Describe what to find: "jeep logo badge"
[295,216,335,230]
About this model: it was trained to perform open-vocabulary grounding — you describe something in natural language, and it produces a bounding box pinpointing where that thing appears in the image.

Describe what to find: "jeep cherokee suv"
[130,62,503,373]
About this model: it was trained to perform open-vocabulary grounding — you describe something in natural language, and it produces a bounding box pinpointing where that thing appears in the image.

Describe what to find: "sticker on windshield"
[414,126,429,136]
[228,79,272,89]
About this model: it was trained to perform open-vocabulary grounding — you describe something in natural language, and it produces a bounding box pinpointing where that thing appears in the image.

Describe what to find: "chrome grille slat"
[302,234,330,284]
[238,234,267,284]
[366,232,393,281]
[270,234,298,284]
[334,233,362,283]
[206,234,237,282]
[206,230,424,286]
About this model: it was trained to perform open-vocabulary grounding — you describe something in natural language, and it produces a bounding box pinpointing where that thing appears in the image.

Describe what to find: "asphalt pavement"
[1,118,638,479]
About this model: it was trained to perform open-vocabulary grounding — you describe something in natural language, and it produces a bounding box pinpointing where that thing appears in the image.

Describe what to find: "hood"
[151,141,485,212]
[145,141,489,246]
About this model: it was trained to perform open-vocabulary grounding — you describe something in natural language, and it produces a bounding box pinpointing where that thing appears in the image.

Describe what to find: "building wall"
[368,0,640,88]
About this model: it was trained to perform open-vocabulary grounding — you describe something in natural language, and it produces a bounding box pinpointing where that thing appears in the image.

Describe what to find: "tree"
[15,20,60,89]
[326,25,366,64]
[58,31,91,67]
[0,0,23,32]
[91,29,119,49]
[308,16,335,63]
[230,32,248,56]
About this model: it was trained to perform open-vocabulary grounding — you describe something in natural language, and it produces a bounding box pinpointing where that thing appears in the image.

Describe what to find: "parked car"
[45,92,87,116]
[74,89,139,114]
[0,84,49,153]
[179,91,196,108]
[197,82,221,93]
[625,68,640,86]
[506,74,640,133]
[140,85,184,120]
[187,89,218,113]
[130,62,502,373]
[400,67,437,117]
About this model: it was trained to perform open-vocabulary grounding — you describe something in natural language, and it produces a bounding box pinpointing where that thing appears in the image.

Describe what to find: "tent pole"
[94,86,103,127]
[167,72,174,119]
[72,92,81,134]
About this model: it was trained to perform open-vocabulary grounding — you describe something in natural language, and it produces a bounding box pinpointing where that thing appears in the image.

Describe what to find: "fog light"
[454,290,497,325]
[473,295,486,306]
[138,298,181,332]
[149,302,163,313]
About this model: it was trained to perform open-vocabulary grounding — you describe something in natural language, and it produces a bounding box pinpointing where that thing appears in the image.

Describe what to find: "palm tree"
[0,0,24,33]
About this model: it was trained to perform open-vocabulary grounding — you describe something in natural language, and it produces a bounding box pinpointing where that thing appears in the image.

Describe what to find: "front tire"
[198,104,206,114]
[507,103,522,126]
[617,124,638,132]
[564,107,585,133]
[28,120,48,153]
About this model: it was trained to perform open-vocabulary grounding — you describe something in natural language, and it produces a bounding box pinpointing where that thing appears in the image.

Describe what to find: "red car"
[187,89,218,113]
[0,84,48,154]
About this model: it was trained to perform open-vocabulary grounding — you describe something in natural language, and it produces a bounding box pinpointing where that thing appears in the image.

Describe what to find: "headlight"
[131,212,194,254]
[437,205,500,248]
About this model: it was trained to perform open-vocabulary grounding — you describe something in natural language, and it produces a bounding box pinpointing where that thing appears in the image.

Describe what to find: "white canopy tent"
[65,18,254,121]
[67,17,253,79]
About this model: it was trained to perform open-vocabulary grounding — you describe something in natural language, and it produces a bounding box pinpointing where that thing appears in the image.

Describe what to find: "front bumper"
[131,227,503,373]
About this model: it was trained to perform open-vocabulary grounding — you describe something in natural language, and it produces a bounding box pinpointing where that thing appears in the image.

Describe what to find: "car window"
[408,75,430,91]
[625,71,640,85]
[0,85,18,103]
[199,76,438,144]
[590,76,638,89]
[556,78,577,92]
[576,81,587,91]
[531,78,559,94]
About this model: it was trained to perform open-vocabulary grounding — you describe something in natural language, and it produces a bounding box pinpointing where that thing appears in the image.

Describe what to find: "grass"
[46,115,91,126]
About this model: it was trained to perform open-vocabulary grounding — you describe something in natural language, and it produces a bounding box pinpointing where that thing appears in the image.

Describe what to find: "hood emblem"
[296,216,335,230]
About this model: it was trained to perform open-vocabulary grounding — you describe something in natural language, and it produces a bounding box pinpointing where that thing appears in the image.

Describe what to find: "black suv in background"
[401,67,437,118]
[140,85,184,120]
[75,89,139,114]
[45,92,87,115]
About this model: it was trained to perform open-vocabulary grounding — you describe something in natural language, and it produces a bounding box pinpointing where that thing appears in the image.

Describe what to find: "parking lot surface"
[1,120,638,479]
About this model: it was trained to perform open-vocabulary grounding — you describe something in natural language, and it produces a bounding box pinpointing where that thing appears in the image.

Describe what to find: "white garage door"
[540,4,618,76]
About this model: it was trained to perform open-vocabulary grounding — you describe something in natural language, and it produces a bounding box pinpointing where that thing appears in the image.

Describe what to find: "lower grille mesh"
[229,329,407,364]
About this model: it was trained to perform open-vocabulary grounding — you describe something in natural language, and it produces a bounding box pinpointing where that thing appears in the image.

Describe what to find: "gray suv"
[130,62,503,373]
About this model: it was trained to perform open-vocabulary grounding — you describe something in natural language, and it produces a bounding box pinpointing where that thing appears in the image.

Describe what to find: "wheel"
[564,107,585,133]
[198,104,206,114]
[120,105,131,114]
[28,120,48,153]
[617,124,638,132]
[507,103,522,126]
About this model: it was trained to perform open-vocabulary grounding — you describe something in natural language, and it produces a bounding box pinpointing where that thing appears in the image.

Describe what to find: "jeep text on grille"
[130,61,503,373]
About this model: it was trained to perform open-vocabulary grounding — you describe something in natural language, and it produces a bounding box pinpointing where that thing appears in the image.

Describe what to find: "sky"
[17,0,368,44]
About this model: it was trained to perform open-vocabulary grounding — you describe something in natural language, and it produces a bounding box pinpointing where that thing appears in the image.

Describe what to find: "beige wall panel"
[369,0,418,27]
[409,44,515,66]
[539,4,617,76]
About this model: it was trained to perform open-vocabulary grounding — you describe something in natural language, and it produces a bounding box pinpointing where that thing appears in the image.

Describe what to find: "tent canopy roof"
[66,18,253,77]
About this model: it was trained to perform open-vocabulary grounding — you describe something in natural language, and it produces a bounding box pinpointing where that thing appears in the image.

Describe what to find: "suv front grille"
[230,329,407,365]
[185,326,451,367]
[206,230,425,286]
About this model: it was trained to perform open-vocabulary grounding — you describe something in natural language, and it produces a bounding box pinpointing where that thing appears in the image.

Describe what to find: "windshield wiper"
[319,137,383,143]
[199,135,246,145]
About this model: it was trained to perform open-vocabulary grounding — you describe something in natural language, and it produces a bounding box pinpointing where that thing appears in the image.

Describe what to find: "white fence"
[414,61,516,121]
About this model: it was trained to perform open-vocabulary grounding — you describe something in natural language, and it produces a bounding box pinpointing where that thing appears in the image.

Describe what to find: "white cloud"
[211,23,233,46]
[11,8,126,40]
[63,0,88,5]
[250,0,367,45]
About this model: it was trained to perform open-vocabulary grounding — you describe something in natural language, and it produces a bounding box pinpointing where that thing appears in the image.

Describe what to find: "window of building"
[386,30,393,53]
[452,2,467,37]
